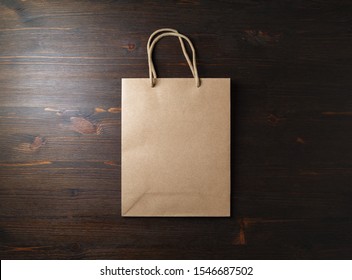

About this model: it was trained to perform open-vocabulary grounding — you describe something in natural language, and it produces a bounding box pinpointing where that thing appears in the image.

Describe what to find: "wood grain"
[1,0,352,259]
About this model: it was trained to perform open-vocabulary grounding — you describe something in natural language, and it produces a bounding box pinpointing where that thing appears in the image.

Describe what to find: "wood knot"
[14,135,46,153]
[70,242,82,253]
[122,43,136,51]
[69,117,100,135]
[30,136,46,150]
[127,43,135,50]
[69,189,79,197]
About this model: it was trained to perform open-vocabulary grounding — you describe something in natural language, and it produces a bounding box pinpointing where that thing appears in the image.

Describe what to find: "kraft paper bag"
[122,29,230,217]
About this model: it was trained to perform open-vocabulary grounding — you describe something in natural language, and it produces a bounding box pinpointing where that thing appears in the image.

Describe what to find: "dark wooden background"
[1,0,352,260]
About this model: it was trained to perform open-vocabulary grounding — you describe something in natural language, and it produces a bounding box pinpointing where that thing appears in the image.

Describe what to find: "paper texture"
[122,78,230,217]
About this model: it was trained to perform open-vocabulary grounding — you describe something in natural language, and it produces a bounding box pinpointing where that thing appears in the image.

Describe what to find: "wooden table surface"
[1,0,352,260]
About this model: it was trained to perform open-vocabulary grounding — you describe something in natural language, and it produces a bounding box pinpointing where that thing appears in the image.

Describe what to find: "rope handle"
[147,28,195,84]
[147,29,201,88]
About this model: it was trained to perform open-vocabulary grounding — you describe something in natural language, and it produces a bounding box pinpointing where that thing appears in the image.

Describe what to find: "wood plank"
[1,0,352,259]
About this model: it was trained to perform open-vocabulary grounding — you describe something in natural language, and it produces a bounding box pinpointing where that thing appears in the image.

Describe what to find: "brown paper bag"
[122,29,230,217]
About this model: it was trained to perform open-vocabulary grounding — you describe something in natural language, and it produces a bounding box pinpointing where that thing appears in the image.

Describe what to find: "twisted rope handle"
[147,28,195,84]
[147,29,201,88]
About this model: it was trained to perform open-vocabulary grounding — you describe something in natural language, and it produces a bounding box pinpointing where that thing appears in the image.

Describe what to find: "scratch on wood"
[322,112,352,116]
[104,161,118,166]
[296,137,305,144]
[243,30,281,46]
[57,109,80,117]
[300,171,319,176]
[239,219,246,245]
[242,218,305,225]
[12,247,36,252]
[95,107,106,113]
[1,55,120,59]
[96,124,103,135]
[177,0,200,4]
[0,27,73,31]
[267,113,285,126]
[0,161,52,167]
[108,107,121,113]
[233,218,246,245]
[44,107,61,112]
[45,107,80,117]
[11,246,50,252]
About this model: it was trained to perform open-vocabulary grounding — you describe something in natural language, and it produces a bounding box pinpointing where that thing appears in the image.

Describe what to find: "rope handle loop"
[147,28,194,84]
[147,29,200,88]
